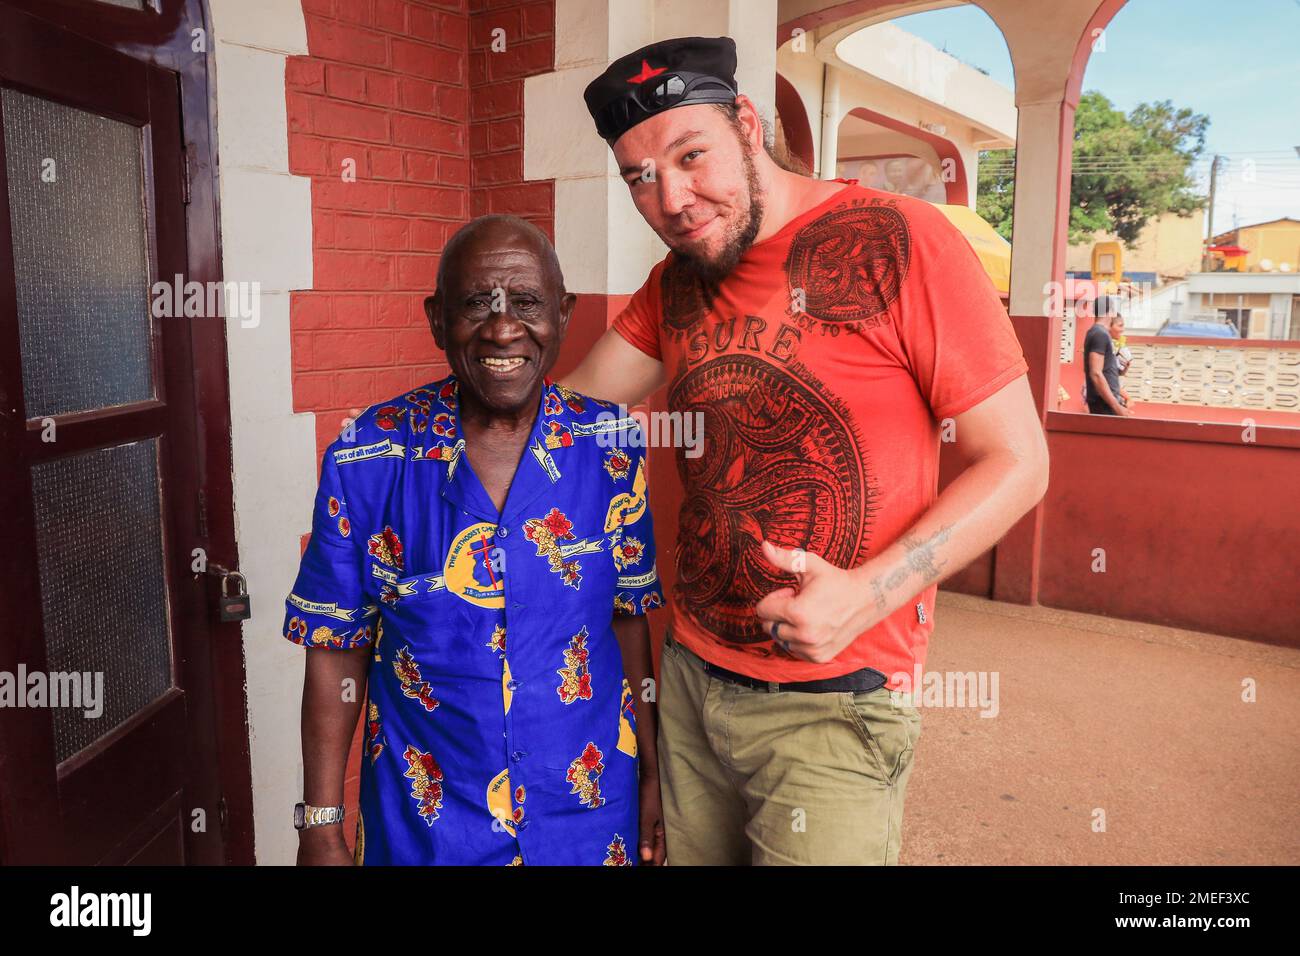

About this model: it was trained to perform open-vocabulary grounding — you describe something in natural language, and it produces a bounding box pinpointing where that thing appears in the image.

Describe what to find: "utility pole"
[1202,154,1222,272]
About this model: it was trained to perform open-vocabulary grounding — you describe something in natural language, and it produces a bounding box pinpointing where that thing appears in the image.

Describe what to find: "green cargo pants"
[657,630,921,865]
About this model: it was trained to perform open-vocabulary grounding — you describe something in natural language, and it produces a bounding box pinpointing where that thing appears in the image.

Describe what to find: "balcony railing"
[1124,337,1300,412]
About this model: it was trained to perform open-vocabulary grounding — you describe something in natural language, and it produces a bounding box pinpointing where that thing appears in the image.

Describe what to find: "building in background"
[1209,217,1300,274]
[1066,209,1205,286]
[777,20,1017,209]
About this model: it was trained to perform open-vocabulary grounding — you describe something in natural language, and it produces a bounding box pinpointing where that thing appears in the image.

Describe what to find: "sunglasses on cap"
[596,71,738,142]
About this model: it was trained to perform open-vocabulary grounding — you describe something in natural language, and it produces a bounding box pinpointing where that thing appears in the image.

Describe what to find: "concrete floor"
[900,592,1300,865]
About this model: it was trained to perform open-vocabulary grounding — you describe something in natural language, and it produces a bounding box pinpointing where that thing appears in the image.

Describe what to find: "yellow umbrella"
[932,203,1011,295]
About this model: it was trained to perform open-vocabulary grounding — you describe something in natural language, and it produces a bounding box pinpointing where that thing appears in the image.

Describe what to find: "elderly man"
[566,37,1050,865]
[284,215,666,866]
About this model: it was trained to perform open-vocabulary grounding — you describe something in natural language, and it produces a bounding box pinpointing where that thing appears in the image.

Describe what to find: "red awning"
[1209,244,1249,255]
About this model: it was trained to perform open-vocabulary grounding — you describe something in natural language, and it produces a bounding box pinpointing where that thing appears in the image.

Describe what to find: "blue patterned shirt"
[283,374,663,865]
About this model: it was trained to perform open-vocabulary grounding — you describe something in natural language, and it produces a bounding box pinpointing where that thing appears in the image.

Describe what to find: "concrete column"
[818,64,840,179]
[956,142,979,208]
[1008,99,1070,319]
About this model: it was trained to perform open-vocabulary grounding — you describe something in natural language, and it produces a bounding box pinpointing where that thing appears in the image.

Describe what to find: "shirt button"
[507,679,521,692]
[496,525,508,538]
[511,750,527,762]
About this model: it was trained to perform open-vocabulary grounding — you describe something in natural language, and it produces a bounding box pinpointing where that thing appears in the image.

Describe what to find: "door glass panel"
[2,87,155,419]
[31,439,174,763]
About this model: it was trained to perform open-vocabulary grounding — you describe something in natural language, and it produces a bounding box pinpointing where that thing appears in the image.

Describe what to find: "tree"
[976,91,1208,244]
[976,149,1016,241]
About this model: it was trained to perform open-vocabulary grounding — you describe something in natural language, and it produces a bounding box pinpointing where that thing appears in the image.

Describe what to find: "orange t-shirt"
[612,181,1028,688]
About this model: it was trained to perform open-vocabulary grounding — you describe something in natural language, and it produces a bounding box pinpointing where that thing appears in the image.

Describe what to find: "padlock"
[220,571,252,622]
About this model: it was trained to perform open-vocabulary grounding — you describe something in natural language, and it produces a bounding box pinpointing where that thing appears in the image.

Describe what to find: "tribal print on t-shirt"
[613,181,1028,687]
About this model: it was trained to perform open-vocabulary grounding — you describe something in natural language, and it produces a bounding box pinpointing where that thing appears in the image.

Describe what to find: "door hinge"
[182,142,193,205]
[197,488,209,540]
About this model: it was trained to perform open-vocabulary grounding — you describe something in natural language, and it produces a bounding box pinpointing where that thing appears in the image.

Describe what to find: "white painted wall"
[777,19,1014,207]
[837,128,942,165]
[527,0,779,296]
[208,0,317,866]
[833,21,1016,142]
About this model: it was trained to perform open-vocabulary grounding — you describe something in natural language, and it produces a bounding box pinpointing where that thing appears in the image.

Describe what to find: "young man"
[1085,294,1132,416]
[565,37,1050,865]
[285,216,667,865]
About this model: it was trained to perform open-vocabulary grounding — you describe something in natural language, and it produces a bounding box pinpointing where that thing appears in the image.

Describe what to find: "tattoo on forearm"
[904,525,952,581]
[871,575,888,612]
[872,524,954,610]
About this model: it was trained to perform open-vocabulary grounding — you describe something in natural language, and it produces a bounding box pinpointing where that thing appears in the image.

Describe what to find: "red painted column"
[990,313,1060,605]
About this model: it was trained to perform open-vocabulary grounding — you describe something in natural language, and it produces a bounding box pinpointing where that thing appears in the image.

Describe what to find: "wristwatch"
[294,801,346,830]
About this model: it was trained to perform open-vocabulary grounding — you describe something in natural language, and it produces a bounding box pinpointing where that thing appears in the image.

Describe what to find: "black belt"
[668,633,888,694]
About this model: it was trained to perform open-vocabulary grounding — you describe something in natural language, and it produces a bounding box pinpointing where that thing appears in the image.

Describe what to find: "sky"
[891,0,1300,229]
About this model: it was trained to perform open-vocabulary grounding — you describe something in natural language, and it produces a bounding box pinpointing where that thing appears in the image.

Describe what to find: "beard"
[673,147,765,286]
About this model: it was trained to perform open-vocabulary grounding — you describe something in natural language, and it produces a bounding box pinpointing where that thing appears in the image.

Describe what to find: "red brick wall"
[286,0,556,465]
[468,0,555,235]
[284,0,556,851]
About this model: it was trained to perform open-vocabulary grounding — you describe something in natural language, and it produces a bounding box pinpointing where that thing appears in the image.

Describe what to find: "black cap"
[583,36,738,146]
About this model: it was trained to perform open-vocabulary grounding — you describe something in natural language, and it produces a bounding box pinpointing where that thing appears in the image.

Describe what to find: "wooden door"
[0,4,230,865]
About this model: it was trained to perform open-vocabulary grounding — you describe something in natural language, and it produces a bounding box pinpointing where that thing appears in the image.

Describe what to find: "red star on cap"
[627,59,667,85]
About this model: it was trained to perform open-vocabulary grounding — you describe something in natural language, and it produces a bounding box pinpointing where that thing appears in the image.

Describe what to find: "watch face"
[293,803,306,829]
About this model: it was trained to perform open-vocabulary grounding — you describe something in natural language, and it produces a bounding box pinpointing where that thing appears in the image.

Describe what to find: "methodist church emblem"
[395,522,506,609]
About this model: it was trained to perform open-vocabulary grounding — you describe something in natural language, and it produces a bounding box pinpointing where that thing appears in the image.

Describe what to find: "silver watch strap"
[301,803,345,828]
